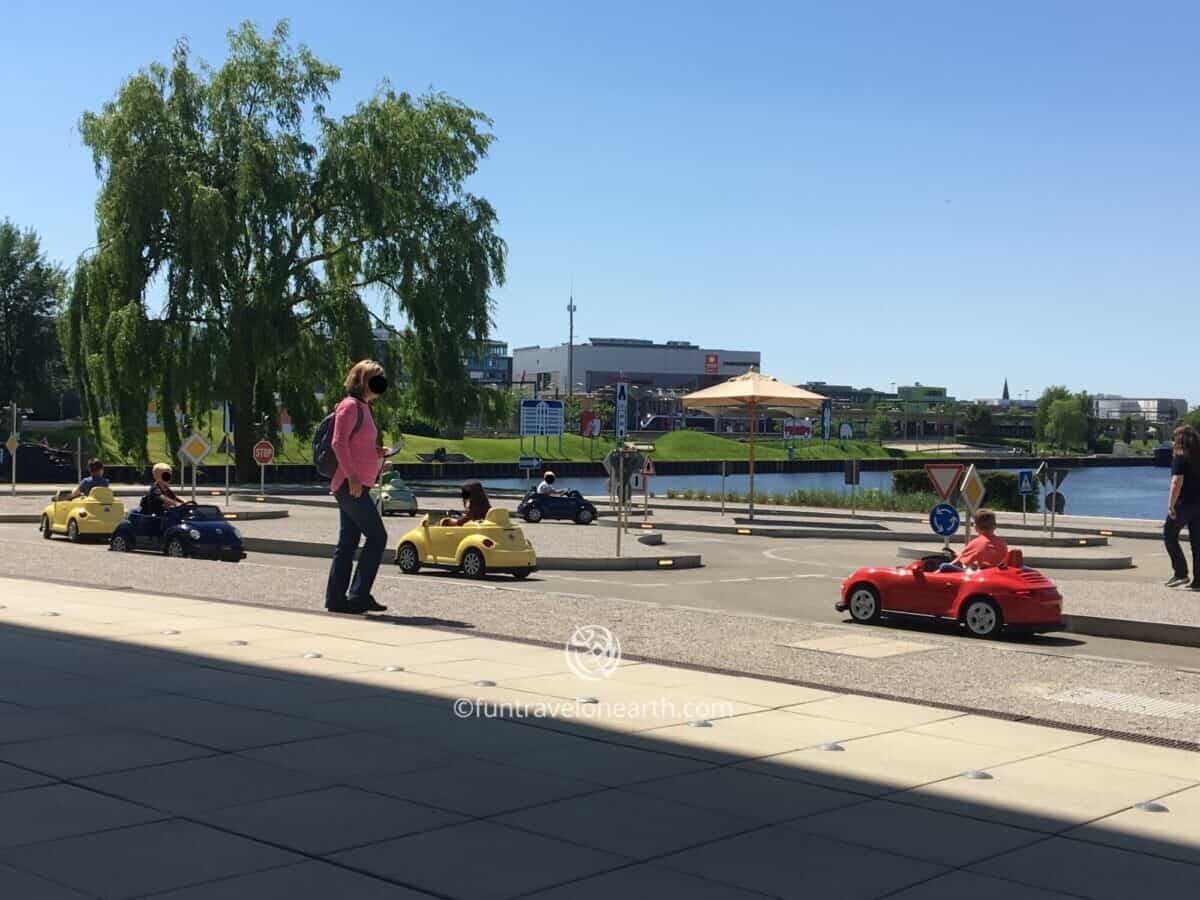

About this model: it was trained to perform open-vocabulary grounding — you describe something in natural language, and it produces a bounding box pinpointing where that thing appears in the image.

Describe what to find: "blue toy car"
[516,489,597,525]
[109,502,246,562]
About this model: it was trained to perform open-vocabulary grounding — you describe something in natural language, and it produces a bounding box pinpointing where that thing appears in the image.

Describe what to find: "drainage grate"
[1049,688,1200,721]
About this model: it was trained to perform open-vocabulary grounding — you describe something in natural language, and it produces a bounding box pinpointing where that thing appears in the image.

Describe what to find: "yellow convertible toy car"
[395,508,536,579]
[40,487,125,542]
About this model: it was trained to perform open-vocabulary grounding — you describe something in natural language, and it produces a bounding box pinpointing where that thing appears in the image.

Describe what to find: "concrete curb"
[622,519,1109,548]
[896,546,1134,571]
[238,536,701,571]
[655,500,1164,541]
[1062,614,1200,649]
[1,510,288,525]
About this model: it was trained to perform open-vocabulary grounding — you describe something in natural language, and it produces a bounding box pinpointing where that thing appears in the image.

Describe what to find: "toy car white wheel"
[524,506,543,523]
[110,534,130,553]
[397,542,421,574]
[67,519,80,543]
[461,547,486,579]
[963,598,1002,638]
[166,537,187,559]
[847,586,881,624]
[576,508,594,525]
[41,515,52,539]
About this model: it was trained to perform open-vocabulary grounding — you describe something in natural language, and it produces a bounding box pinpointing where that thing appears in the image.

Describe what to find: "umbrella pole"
[748,399,756,521]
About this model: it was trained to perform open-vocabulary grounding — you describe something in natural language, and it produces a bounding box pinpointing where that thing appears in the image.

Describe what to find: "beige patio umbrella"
[682,371,828,519]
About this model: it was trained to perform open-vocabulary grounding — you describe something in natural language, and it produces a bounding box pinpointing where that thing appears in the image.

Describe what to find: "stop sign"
[252,440,275,466]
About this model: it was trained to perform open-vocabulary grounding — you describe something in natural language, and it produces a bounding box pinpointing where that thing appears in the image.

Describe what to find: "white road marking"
[718,578,752,583]
[756,576,789,581]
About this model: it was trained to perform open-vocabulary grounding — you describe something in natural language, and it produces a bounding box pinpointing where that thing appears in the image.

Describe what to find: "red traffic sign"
[924,463,964,501]
[252,440,275,466]
[641,457,656,476]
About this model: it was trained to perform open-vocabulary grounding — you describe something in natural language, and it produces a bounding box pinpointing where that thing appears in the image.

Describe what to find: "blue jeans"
[326,482,387,608]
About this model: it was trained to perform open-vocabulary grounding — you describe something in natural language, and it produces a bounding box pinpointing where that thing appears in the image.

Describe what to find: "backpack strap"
[351,400,364,437]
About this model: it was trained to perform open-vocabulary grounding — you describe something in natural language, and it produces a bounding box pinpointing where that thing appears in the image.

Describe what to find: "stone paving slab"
[0,577,1197,898]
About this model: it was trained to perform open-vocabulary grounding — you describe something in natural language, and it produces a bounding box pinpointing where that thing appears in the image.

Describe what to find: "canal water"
[478,466,1170,521]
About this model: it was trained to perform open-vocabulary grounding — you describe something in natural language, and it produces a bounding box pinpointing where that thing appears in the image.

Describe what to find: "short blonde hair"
[343,359,385,397]
[152,462,173,480]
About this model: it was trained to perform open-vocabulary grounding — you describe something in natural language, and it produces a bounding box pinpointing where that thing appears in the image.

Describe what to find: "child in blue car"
[71,458,109,498]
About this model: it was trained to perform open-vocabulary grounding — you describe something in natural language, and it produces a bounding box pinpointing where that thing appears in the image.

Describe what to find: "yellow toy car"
[40,487,125,543]
[395,507,536,579]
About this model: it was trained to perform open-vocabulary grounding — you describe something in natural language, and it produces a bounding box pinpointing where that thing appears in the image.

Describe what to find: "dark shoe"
[1189,582,1200,591]
[352,595,388,613]
[1165,575,1190,588]
[326,600,364,614]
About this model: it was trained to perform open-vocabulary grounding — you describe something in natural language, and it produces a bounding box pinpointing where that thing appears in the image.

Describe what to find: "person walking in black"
[1164,425,1200,589]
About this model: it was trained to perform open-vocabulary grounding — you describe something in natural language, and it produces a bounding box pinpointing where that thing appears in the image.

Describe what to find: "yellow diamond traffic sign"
[179,432,211,465]
[4,434,17,454]
[960,464,986,515]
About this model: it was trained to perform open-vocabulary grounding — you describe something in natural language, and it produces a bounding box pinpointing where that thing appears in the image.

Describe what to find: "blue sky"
[3,1,1197,404]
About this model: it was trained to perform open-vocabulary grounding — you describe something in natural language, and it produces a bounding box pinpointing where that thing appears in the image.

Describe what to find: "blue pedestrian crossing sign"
[929,503,960,537]
[1018,470,1037,496]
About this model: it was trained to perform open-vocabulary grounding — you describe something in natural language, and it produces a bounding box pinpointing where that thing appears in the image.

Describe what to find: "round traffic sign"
[929,503,960,537]
[252,439,275,466]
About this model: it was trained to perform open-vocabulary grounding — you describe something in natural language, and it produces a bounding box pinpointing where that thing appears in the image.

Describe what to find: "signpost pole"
[643,470,649,524]
[1022,495,1026,526]
[9,401,16,496]
[851,481,856,517]
[76,436,82,484]
[720,460,727,516]
[225,436,231,507]
[616,453,623,558]
[191,460,197,503]
[260,458,265,499]
[1050,476,1057,540]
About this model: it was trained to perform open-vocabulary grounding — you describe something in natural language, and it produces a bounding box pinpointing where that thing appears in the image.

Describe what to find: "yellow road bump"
[1100,530,1113,536]
[737,528,752,535]
[658,559,674,568]
[224,514,239,520]
[641,523,654,529]
[255,496,266,503]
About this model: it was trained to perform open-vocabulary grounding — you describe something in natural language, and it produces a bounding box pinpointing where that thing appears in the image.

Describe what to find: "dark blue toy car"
[517,489,597,525]
[109,502,245,562]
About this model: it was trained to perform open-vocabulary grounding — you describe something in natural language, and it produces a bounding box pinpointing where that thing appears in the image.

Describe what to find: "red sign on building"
[704,353,719,373]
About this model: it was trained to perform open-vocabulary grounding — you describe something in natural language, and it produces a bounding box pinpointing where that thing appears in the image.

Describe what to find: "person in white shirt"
[537,471,562,495]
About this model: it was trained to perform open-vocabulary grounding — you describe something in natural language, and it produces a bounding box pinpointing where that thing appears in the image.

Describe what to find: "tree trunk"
[232,378,257,483]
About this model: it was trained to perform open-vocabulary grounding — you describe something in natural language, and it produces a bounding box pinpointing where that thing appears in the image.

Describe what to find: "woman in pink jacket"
[325,360,391,614]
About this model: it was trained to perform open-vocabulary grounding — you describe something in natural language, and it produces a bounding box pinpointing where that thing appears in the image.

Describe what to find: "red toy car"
[836,549,1062,638]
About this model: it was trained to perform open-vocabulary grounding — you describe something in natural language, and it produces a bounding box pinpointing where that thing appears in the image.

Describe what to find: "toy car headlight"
[188,528,201,540]
[232,526,242,539]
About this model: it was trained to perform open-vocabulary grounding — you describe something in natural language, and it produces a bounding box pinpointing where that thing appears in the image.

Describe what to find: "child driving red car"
[954,508,1009,568]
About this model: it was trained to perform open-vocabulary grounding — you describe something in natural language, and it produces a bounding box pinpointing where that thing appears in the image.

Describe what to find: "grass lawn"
[21,420,924,465]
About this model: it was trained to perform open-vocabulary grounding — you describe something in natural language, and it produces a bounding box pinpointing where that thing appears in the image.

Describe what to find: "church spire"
[1002,378,1010,401]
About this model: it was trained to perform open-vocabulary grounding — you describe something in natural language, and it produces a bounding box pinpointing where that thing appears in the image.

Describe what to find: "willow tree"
[65,21,505,478]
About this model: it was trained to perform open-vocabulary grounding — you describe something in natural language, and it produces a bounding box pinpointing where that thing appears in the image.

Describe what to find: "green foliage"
[1120,415,1135,445]
[962,403,993,437]
[1034,386,1071,439]
[1094,436,1114,454]
[65,21,505,477]
[1046,398,1088,451]
[0,221,67,416]
[1176,409,1200,431]
[867,411,894,443]
[663,486,941,513]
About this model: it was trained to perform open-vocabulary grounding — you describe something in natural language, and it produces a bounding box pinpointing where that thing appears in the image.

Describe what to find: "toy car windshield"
[182,505,224,521]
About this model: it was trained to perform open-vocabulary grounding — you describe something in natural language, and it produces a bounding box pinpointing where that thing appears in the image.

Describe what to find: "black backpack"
[312,400,364,479]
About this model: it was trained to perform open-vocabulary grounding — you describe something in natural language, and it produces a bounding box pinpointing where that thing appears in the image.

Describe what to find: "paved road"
[1,522,1192,675]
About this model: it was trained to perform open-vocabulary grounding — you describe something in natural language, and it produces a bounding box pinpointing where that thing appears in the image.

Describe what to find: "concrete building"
[1093,395,1188,424]
[512,338,761,394]
[464,340,512,387]
[801,382,895,406]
